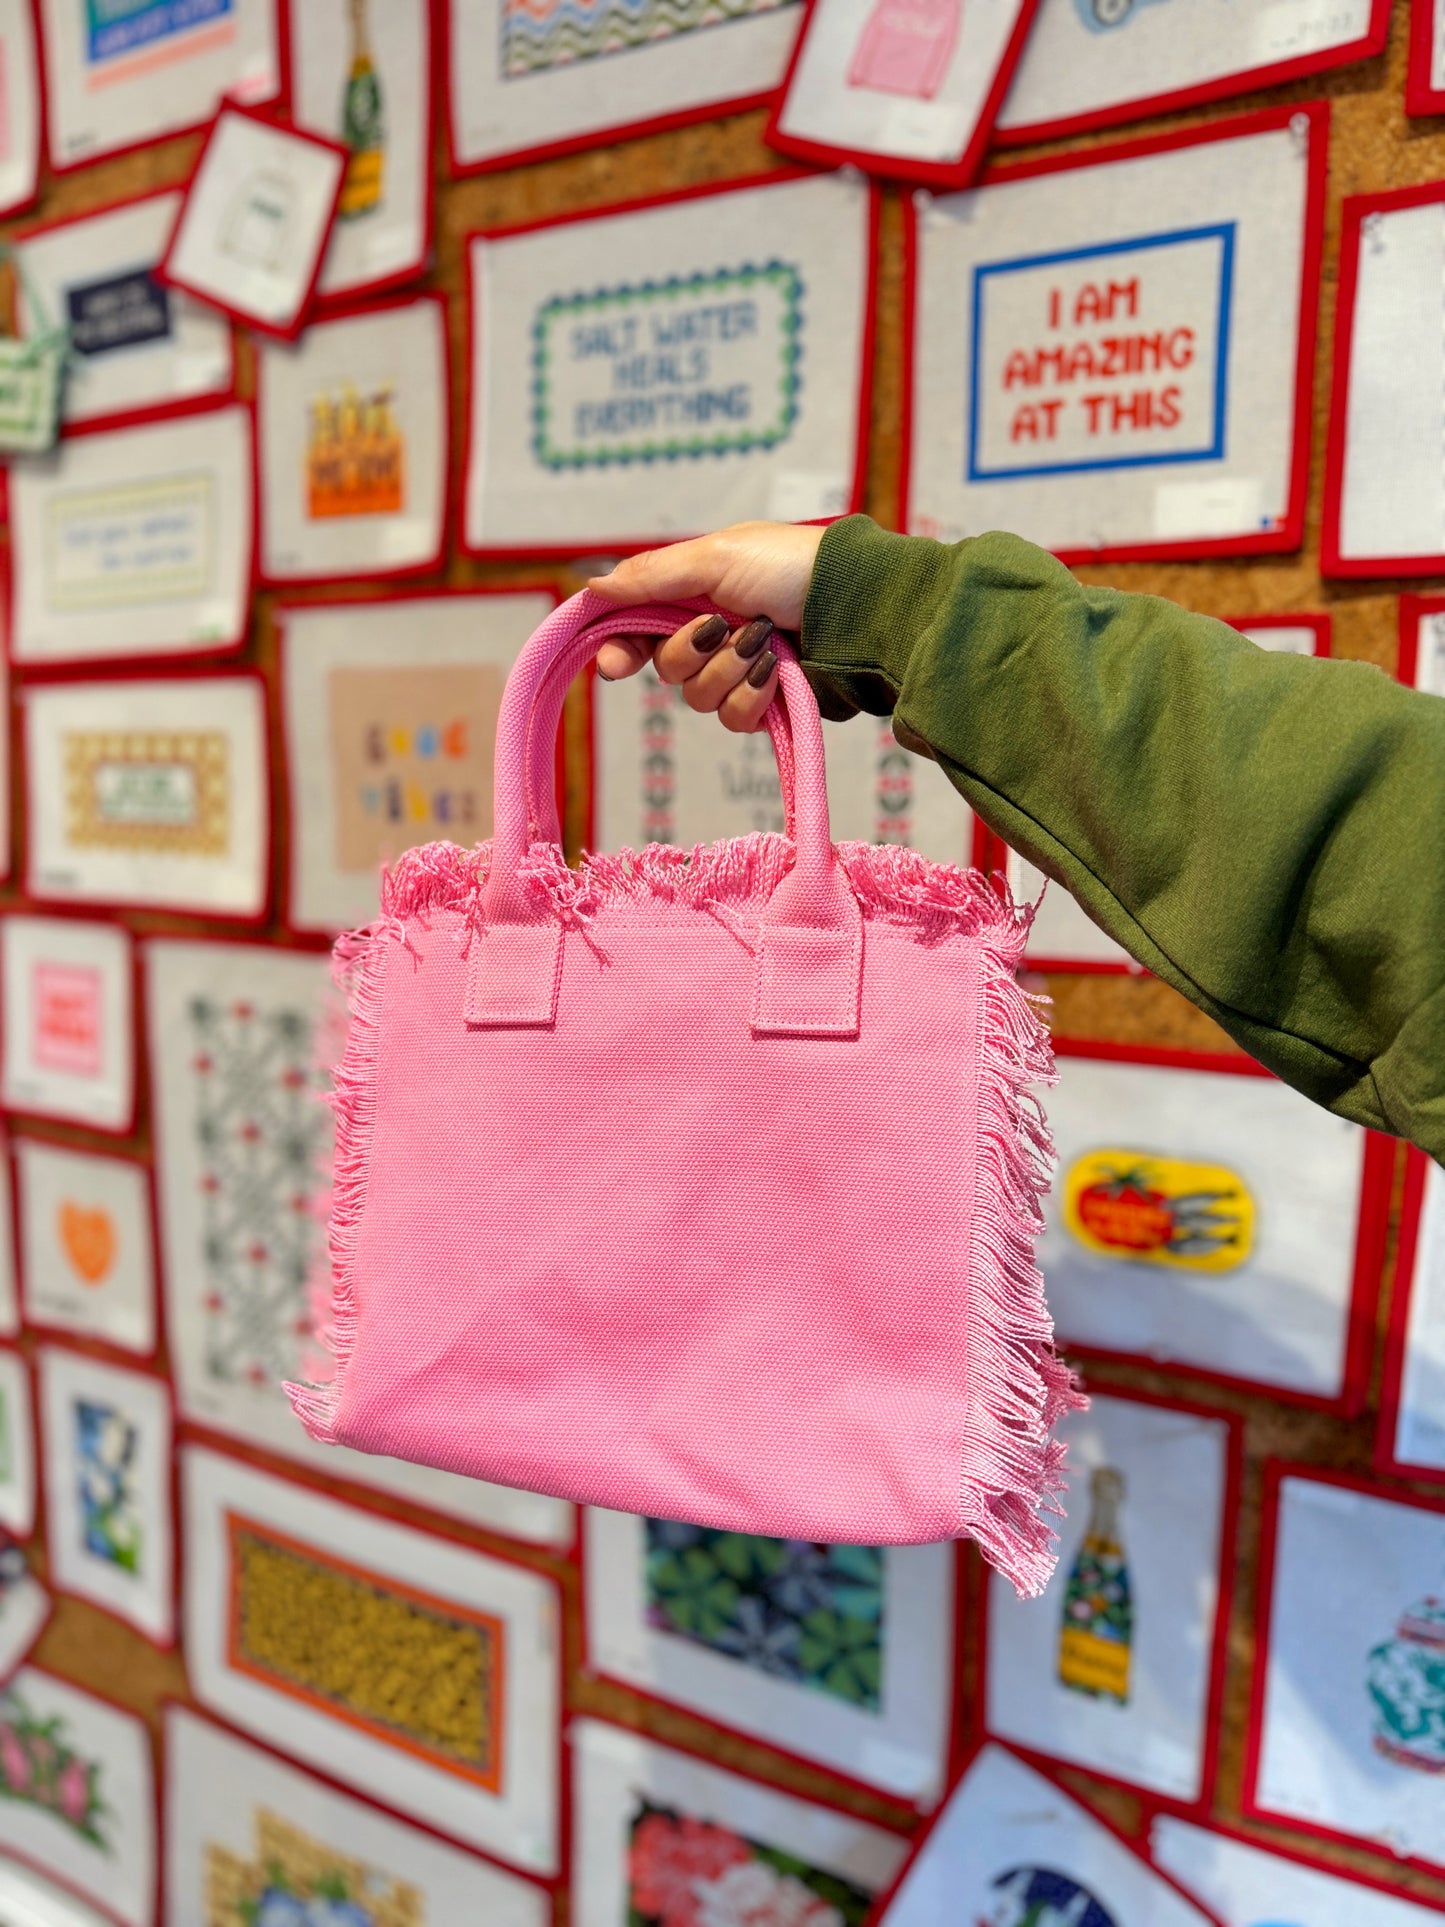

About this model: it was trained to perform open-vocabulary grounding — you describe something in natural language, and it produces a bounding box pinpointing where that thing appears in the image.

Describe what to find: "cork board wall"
[6,1,1442,1915]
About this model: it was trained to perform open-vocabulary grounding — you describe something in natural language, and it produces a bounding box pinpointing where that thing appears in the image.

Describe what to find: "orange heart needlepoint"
[59,1203,116,1286]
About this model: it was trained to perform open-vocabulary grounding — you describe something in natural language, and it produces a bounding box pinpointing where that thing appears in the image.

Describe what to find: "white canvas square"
[14,192,232,429]
[0,1348,35,1537]
[8,406,253,662]
[1254,1475,1445,1861]
[0,1859,112,1927]
[0,0,42,217]
[999,0,1376,138]
[40,0,279,170]
[24,677,268,916]
[163,106,345,334]
[572,1716,908,1927]
[290,0,431,298]
[258,296,447,581]
[0,1667,154,1927]
[282,590,553,932]
[0,917,134,1133]
[0,1563,49,1690]
[1409,609,1445,695]
[40,1348,173,1645]
[1237,621,1322,655]
[17,1141,155,1355]
[585,1511,954,1803]
[908,113,1317,557]
[147,937,574,1547]
[183,1443,562,1875]
[879,1743,1214,1926]
[1040,1053,1370,1398]
[774,0,1031,173]
[1335,197,1445,568]
[166,1705,552,1927]
[466,172,873,551]
[595,664,975,864]
[1153,1816,1445,1927]
[449,0,798,170]
[1394,1158,1445,1478]
[985,1391,1231,1802]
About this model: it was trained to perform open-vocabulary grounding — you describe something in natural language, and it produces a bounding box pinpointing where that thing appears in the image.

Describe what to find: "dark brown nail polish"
[746,649,778,689]
[733,617,773,661]
[691,613,729,653]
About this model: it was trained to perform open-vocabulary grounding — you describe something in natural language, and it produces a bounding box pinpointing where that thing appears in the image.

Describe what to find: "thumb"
[588,534,727,607]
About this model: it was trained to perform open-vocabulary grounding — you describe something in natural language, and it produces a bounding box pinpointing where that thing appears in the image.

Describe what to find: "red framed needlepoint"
[1408,0,1445,115]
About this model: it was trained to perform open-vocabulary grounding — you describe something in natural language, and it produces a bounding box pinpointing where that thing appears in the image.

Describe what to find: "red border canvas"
[861,1738,1227,1926]
[442,0,791,177]
[19,665,275,926]
[1149,1800,1445,1916]
[460,168,880,562]
[1242,1460,1445,1881]
[995,0,1387,147]
[1397,592,1445,690]
[155,100,349,343]
[899,100,1329,568]
[1376,1145,1445,1486]
[1408,0,1445,115]
[41,0,283,178]
[276,581,563,936]
[0,905,141,1140]
[255,289,451,588]
[976,1381,1243,1813]
[36,1335,180,1651]
[764,0,1041,188]
[4,399,257,668]
[278,0,436,306]
[9,182,238,436]
[578,1525,962,1817]
[1046,1036,1392,1414]
[1321,177,1445,577]
[12,1129,160,1363]
[0,0,48,221]
[177,1432,571,1887]
[158,1698,561,1921]
[0,1339,36,1540]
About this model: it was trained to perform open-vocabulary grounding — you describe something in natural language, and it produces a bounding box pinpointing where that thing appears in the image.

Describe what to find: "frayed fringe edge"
[287,833,1083,1592]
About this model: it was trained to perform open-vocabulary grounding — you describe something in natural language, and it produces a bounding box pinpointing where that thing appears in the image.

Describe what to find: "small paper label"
[1153,477,1263,540]
[767,471,849,522]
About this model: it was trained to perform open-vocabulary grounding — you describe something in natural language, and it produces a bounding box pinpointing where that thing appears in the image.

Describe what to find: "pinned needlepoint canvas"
[256,294,449,584]
[288,0,432,302]
[7,405,254,664]
[1038,1043,1388,1406]
[182,1443,563,1876]
[1249,1467,1445,1872]
[875,1742,1217,1925]
[905,104,1326,564]
[1153,1815,1445,1927]
[583,1509,955,1803]
[1400,595,1445,698]
[570,1716,908,1927]
[463,171,875,555]
[38,0,280,172]
[593,662,977,866]
[1382,1150,1445,1485]
[147,936,574,1546]
[1410,0,1445,113]
[0,1666,155,1927]
[13,189,234,432]
[281,589,556,934]
[983,1388,1237,1805]
[39,1346,174,1646]
[0,915,135,1134]
[160,104,348,340]
[0,1348,35,1538]
[0,0,42,219]
[16,1140,156,1356]
[165,1705,553,1927]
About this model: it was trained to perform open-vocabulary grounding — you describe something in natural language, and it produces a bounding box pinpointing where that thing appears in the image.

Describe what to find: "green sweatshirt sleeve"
[799,515,1445,1162]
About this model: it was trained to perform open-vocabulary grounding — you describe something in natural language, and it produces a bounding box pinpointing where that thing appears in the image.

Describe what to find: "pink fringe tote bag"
[288,591,1082,1595]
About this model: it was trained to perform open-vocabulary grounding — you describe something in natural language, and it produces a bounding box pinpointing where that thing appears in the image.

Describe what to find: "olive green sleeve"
[799,515,1445,1161]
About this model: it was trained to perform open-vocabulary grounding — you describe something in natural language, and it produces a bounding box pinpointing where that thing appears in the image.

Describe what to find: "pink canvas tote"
[289,591,1083,1594]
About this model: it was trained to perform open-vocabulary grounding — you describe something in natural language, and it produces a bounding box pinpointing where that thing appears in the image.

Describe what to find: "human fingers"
[681,618,775,714]
[717,649,779,733]
[594,636,658,681]
[650,612,732,685]
[588,521,824,632]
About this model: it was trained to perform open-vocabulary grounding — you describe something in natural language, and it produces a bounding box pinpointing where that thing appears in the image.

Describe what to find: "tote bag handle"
[470,591,862,1038]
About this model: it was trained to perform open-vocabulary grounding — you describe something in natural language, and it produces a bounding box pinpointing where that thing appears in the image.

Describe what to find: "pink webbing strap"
[468,590,861,1037]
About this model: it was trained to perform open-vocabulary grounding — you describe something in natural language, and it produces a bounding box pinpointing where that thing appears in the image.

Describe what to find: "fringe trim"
[286,833,1084,1588]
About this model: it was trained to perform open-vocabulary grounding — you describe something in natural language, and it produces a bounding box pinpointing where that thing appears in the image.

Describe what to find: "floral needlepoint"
[627,1800,872,1927]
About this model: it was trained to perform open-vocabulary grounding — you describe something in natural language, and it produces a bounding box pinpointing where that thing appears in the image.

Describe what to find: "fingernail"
[746,648,778,689]
[692,613,728,653]
[733,617,773,661]
[597,668,615,681]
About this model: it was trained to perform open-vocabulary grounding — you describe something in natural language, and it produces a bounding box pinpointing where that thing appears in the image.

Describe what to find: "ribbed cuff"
[800,515,963,719]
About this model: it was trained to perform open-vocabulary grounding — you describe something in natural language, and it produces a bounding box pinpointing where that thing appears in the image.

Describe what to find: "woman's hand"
[587,521,826,733]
